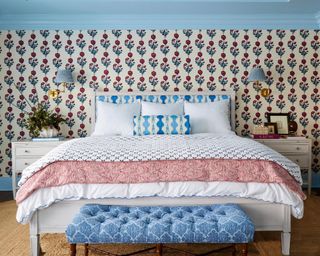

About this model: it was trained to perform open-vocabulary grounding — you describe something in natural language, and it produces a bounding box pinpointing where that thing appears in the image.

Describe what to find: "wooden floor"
[0,194,320,256]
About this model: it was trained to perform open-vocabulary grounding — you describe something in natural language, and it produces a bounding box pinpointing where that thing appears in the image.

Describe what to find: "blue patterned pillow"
[133,115,191,135]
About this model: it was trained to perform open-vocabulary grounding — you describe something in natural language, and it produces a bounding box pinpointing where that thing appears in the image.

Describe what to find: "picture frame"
[264,122,278,134]
[267,113,289,135]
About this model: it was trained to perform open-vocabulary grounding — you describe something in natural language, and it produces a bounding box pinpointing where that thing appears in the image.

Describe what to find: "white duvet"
[17,180,304,224]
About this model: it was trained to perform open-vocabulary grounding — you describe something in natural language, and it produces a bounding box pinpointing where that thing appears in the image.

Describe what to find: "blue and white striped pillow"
[133,115,191,136]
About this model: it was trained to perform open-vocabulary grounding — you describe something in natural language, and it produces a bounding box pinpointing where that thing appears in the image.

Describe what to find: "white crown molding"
[0,14,317,30]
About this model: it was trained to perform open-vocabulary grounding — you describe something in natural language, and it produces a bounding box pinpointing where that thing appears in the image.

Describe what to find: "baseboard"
[311,173,320,188]
[0,191,13,202]
[0,177,13,191]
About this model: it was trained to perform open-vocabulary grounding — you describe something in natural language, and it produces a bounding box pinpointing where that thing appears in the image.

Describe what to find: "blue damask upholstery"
[66,204,254,244]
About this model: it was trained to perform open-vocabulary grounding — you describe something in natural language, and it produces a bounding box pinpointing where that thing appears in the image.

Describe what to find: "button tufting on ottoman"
[66,204,254,256]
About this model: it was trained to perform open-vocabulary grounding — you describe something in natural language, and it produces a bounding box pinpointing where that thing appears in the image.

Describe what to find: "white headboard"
[92,90,236,134]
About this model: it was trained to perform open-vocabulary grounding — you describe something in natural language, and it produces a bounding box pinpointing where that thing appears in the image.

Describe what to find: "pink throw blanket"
[16,158,305,204]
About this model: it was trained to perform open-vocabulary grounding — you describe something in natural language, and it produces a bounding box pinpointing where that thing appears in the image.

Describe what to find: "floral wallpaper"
[0,29,319,178]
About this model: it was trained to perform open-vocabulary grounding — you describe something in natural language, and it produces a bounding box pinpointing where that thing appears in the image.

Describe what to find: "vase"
[39,127,58,138]
[288,121,298,135]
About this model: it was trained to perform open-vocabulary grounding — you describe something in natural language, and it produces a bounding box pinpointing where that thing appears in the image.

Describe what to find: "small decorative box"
[252,125,269,135]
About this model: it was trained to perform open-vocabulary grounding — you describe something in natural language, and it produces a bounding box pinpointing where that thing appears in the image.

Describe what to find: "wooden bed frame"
[28,91,292,256]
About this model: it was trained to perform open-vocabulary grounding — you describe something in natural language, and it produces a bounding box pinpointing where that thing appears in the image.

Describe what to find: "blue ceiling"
[0,0,319,29]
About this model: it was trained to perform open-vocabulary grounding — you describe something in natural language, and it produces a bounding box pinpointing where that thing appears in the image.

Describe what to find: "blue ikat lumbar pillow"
[133,115,191,135]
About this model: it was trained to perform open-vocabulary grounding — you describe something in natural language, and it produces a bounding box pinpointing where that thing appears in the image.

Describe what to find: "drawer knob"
[24,150,30,153]
[24,162,29,166]
[296,159,300,163]
[296,147,300,150]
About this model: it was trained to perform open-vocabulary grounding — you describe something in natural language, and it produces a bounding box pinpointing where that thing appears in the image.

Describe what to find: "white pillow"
[92,101,141,136]
[184,100,232,134]
[141,101,184,115]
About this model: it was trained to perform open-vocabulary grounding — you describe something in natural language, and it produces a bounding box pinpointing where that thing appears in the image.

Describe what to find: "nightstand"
[254,137,312,195]
[11,140,67,199]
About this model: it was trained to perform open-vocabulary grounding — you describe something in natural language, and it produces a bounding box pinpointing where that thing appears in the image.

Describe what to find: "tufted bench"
[66,204,254,256]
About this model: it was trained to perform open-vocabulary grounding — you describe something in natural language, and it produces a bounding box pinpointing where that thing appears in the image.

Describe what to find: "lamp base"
[49,82,67,99]
[261,88,271,97]
[48,89,61,99]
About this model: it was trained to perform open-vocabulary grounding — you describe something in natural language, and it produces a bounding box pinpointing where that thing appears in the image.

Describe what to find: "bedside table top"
[253,136,311,143]
[12,138,71,145]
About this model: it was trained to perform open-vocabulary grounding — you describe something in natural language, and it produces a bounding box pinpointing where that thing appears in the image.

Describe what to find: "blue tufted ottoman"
[66,204,254,256]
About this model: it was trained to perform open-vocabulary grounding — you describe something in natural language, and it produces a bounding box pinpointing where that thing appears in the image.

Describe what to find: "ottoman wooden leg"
[232,244,236,256]
[84,244,89,256]
[70,244,76,256]
[156,244,163,256]
[240,243,248,256]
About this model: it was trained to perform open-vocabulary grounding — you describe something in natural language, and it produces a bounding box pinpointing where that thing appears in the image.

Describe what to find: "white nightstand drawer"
[285,154,309,168]
[16,146,54,157]
[254,137,312,195]
[11,139,69,199]
[264,143,309,153]
[15,158,38,171]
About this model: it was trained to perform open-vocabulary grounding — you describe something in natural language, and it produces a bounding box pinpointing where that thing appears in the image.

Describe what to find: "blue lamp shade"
[55,69,74,83]
[248,67,266,82]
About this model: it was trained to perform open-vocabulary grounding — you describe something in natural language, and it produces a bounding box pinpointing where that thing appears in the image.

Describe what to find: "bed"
[15,91,305,256]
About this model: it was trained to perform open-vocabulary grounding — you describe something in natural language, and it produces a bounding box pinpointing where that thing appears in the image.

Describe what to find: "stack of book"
[31,137,65,142]
[249,134,281,139]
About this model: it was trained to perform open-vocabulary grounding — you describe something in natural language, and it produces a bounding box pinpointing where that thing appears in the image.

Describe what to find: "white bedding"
[16,134,305,224]
[18,134,303,187]
[17,181,304,224]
